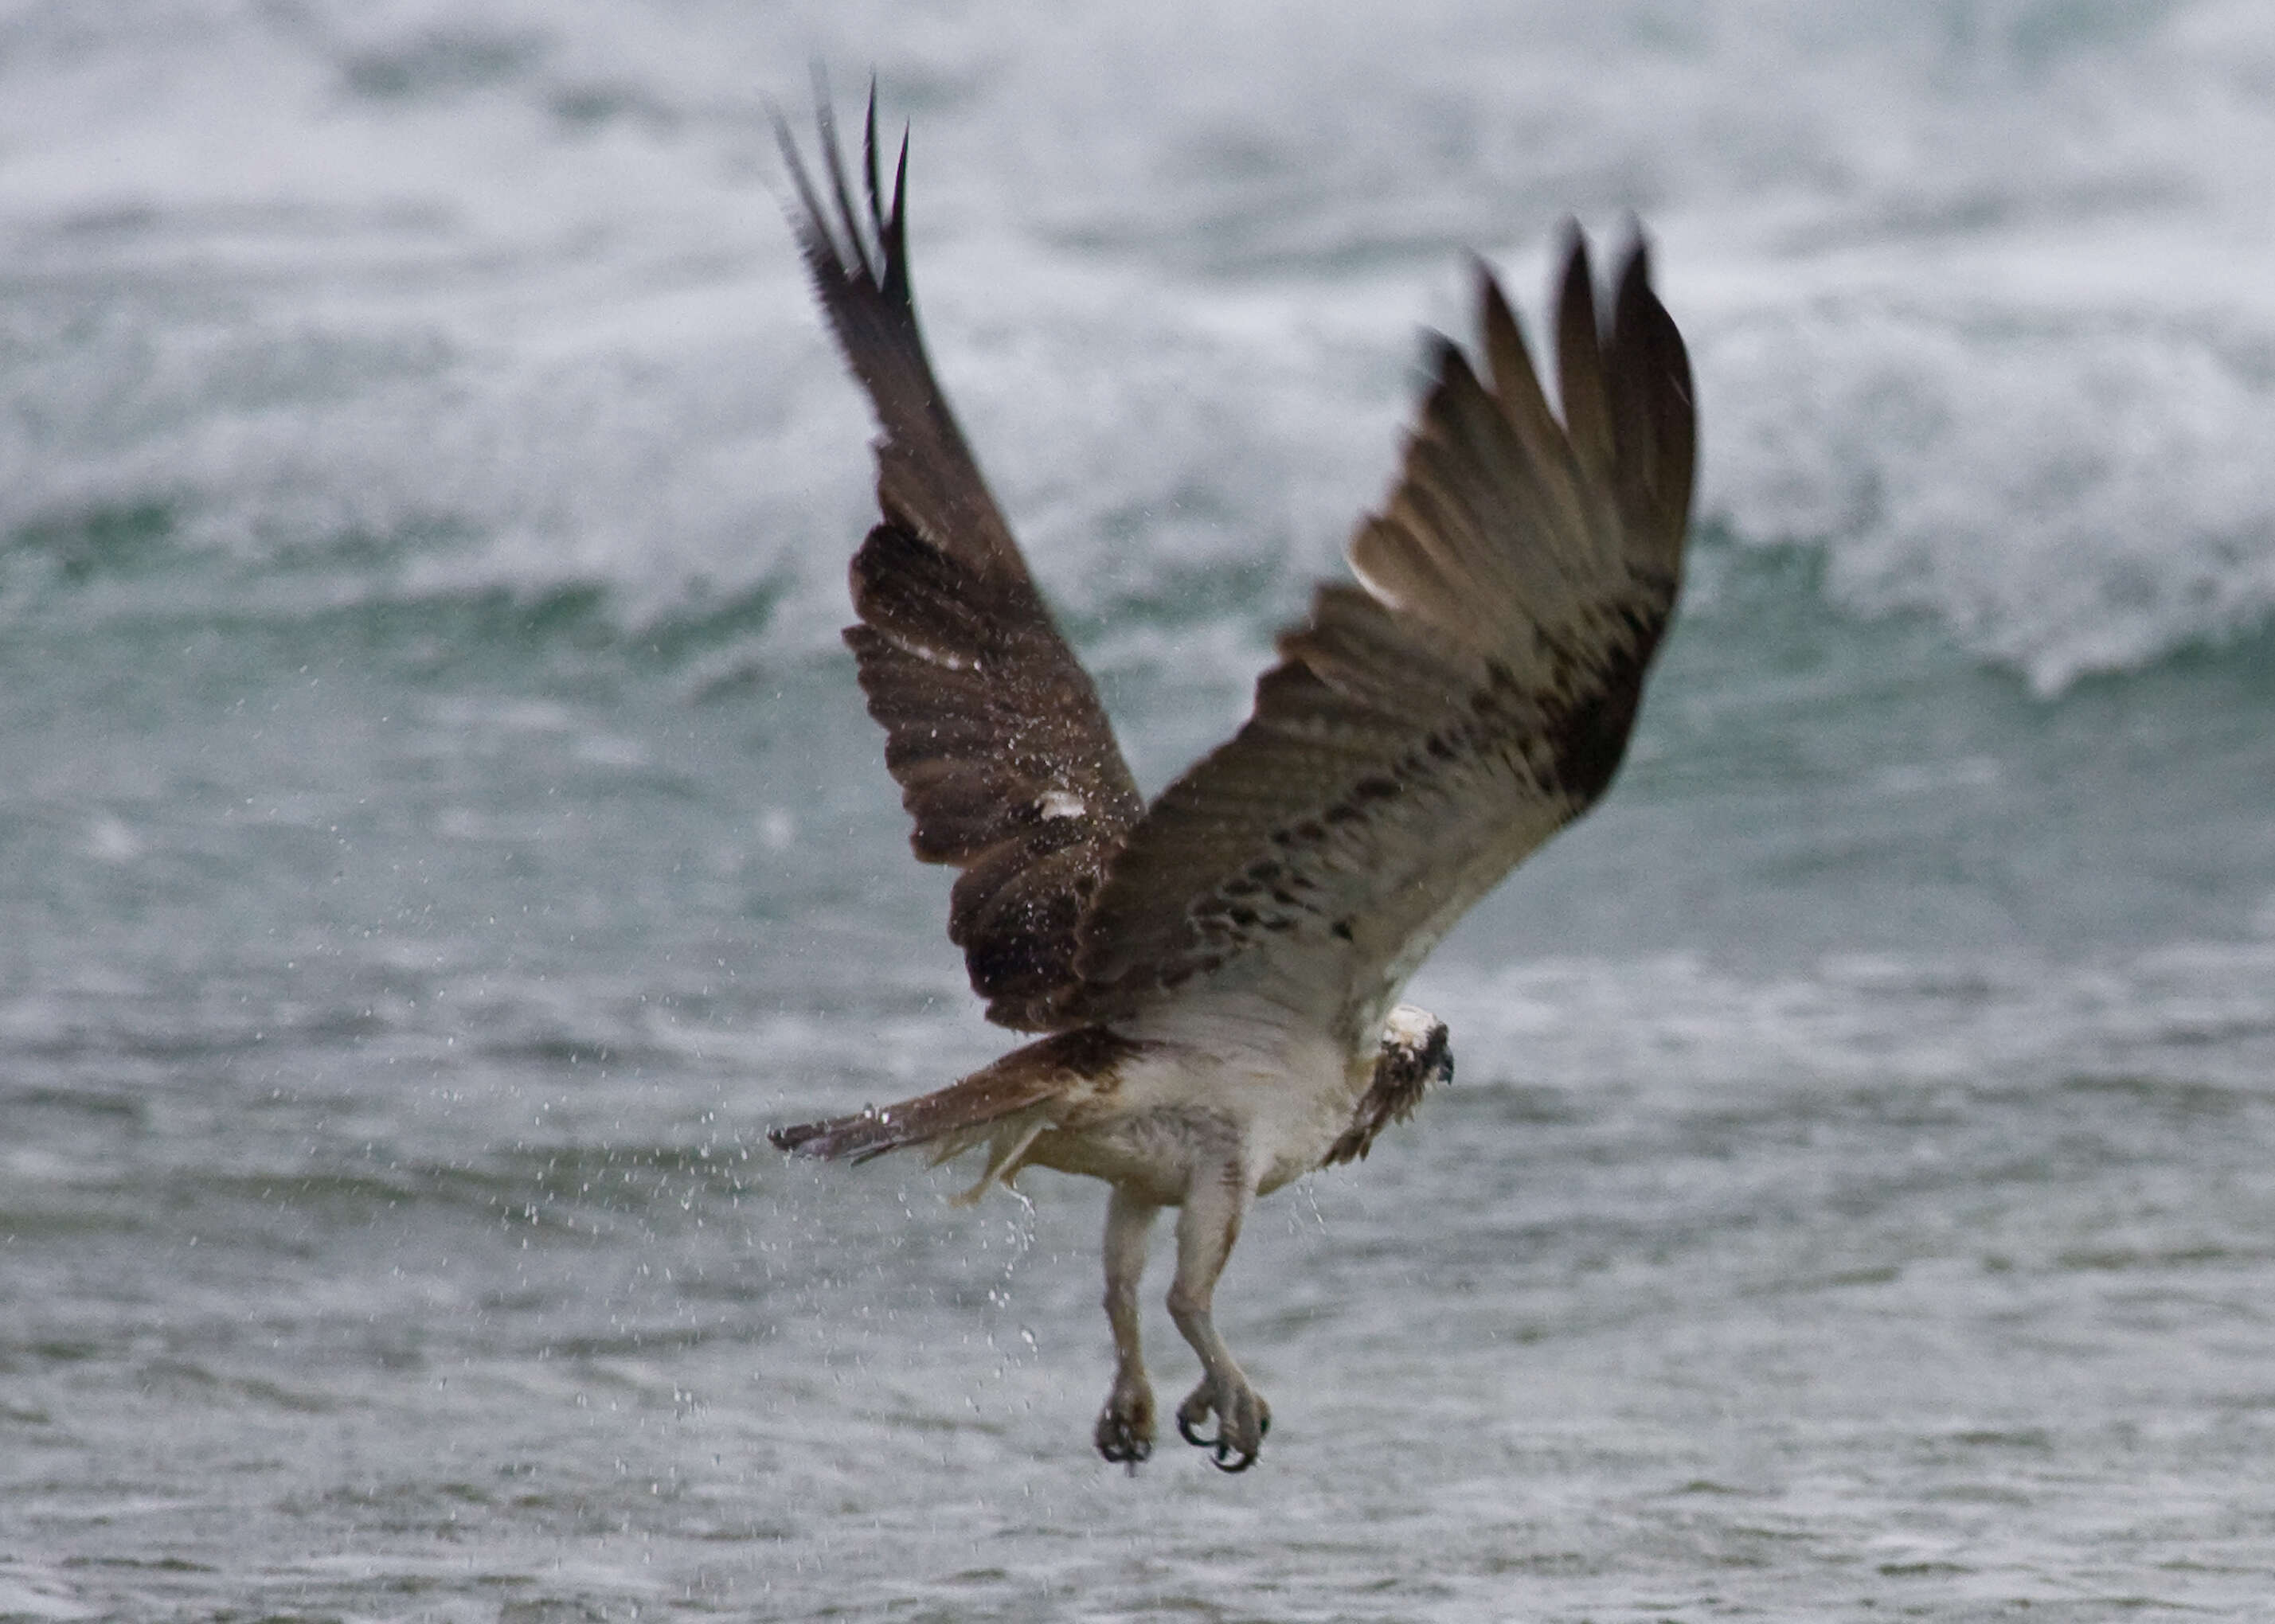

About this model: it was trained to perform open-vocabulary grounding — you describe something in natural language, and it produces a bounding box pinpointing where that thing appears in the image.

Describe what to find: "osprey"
[769,95,1695,1472]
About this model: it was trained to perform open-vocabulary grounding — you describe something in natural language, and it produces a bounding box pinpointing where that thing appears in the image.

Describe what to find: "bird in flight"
[769,91,1695,1473]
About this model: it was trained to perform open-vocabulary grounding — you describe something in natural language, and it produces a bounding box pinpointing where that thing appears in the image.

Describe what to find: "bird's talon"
[1095,1425,1150,1465]
[1178,1376,1266,1469]
[1095,1400,1155,1466]
[1210,1439,1257,1474]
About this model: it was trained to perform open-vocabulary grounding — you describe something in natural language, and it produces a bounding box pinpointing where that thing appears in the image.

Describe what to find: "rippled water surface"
[4,2,2275,1618]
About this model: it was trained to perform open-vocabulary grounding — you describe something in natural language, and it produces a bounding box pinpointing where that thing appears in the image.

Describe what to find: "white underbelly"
[1026,994,1362,1203]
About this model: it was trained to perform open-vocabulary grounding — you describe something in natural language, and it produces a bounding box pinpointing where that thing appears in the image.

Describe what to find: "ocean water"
[3,2,2275,1618]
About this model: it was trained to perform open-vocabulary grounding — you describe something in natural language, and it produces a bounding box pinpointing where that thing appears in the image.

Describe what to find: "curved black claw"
[1207,1410,1270,1474]
[1210,1439,1257,1473]
[1177,1378,1270,1471]
[1096,1414,1153,1466]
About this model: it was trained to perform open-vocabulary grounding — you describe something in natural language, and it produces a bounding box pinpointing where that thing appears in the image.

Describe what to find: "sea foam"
[1,1,2270,692]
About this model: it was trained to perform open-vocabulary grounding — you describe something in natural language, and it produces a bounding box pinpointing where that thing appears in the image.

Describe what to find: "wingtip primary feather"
[776,70,909,314]
[1554,228,1612,474]
[1603,228,1698,560]
[1622,232,1652,288]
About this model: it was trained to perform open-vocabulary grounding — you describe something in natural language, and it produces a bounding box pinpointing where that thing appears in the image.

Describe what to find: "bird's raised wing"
[780,93,1144,1030]
[1071,238,1695,1040]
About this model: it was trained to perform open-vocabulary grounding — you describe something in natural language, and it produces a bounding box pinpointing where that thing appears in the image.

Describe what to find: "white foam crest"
[1,1,2271,687]
[1697,271,2275,693]
[1417,936,2275,1103]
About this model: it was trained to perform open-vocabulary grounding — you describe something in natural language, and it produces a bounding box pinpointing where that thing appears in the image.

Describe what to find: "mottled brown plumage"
[776,92,1144,1030]
[1075,245,1691,1044]
[769,88,1695,1472]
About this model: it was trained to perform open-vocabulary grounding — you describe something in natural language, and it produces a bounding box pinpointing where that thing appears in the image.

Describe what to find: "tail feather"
[767,1025,1143,1168]
[767,1110,915,1165]
[764,1073,1041,1165]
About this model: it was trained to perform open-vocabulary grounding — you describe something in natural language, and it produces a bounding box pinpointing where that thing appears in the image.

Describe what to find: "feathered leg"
[1167,1165,1270,1472]
[1093,1185,1159,1466]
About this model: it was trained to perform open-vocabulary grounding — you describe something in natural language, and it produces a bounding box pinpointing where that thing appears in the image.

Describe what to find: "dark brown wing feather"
[1071,235,1695,1040]
[780,92,1144,1030]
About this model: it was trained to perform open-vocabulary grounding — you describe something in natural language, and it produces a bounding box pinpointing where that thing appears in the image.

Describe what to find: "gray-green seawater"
[5,3,2275,1618]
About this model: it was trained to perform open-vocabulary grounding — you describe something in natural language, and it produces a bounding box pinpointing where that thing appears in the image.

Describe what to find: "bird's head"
[1379,1003,1454,1093]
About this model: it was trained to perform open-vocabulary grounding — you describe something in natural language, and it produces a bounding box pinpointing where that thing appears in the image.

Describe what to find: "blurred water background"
[2,2,2274,1618]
